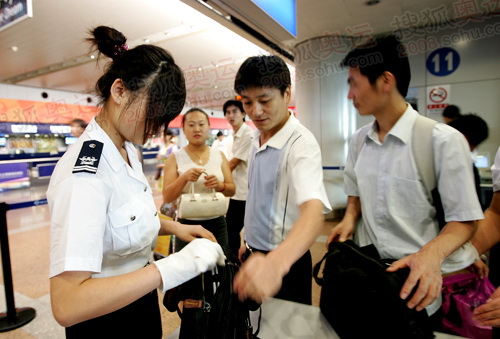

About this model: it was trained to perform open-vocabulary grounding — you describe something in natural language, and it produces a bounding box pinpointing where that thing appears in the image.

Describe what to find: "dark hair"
[223,100,244,115]
[87,26,186,136]
[182,108,210,127]
[216,131,223,137]
[448,114,489,148]
[341,35,411,97]
[223,99,245,122]
[71,118,87,129]
[442,105,462,119]
[234,55,291,95]
[164,128,174,137]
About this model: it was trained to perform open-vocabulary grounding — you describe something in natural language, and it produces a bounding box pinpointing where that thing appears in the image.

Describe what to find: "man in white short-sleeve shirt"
[232,55,332,305]
[223,100,253,256]
[472,146,500,328]
[327,36,483,323]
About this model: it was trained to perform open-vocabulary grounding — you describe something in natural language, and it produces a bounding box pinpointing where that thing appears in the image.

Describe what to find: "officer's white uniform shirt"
[48,118,160,279]
[230,123,252,201]
[492,146,500,192]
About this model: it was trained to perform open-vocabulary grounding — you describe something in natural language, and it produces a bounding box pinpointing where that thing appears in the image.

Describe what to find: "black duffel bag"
[313,240,434,339]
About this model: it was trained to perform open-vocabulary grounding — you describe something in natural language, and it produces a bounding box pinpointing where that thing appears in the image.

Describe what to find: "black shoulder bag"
[313,240,434,339]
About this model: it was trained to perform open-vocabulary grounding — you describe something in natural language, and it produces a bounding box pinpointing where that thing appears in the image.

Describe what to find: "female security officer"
[47,26,224,338]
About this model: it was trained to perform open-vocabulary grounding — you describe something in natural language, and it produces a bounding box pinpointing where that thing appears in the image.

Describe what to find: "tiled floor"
[0,171,338,338]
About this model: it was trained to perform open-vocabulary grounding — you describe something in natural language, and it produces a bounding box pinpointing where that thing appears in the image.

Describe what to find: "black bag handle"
[312,245,338,286]
[313,240,387,286]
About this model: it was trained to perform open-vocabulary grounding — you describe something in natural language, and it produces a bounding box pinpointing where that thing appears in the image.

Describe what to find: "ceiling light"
[11,46,18,52]
[144,38,150,43]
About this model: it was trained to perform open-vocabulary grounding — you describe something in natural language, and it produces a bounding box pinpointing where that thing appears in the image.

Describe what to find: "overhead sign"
[0,0,32,32]
[251,0,296,37]
[0,98,99,125]
[426,47,460,77]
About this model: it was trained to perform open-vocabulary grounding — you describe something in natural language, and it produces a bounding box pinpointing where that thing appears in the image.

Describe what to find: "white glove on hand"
[153,238,225,293]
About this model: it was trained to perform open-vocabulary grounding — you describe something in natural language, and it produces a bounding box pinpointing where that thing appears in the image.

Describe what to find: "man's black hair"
[442,105,462,119]
[234,55,291,95]
[341,35,411,97]
[448,113,489,148]
[223,100,245,115]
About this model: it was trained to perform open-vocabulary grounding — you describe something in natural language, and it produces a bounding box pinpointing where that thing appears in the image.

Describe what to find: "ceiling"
[0,0,493,111]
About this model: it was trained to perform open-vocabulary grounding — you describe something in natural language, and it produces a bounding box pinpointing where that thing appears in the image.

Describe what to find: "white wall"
[295,36,358,210]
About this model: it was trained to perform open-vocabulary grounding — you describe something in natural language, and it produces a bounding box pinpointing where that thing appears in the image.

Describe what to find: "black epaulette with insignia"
[73,140,103,174]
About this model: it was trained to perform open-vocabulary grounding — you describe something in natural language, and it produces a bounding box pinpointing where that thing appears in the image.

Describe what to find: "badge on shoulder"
[73,140,103,174]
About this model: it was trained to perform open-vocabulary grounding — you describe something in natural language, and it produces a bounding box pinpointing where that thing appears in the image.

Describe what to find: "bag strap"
[312,249,332,286]
[252,306,262,338]
[188,171,220,200]
[312,240,356,286]
[313,240,389,286]
[412,115,438,196]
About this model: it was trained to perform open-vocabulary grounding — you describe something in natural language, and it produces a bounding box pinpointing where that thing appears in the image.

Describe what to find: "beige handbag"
[177,180,227,219]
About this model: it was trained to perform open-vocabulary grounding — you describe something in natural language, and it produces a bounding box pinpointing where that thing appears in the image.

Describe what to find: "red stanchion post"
[0,202,36,332]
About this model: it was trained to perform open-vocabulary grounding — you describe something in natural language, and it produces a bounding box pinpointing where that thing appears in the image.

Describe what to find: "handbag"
[441,272,495,339]
[313,240,434,339]
[164,246,261,339]
[177,179,227,219]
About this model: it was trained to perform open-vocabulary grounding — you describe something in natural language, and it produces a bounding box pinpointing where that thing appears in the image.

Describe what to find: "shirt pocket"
[388,176,429,221]
[108,202,149,256]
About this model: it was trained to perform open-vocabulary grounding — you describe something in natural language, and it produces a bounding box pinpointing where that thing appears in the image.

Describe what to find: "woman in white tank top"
[162,108,235,251]
[162,109,235,334]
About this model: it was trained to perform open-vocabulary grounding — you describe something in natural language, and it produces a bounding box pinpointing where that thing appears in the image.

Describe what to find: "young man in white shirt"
[223,99,253,256]
[472,146,500,332]
[232,55,332,304]
[327,35,483,329]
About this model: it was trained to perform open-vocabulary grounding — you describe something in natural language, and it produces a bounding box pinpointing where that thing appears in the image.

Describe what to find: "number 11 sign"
[426,47,461,77]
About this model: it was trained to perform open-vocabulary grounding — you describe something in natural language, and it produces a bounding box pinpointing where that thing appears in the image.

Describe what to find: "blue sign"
[0,0,32,32]
[426,48,460,77]
[251,0,296,37]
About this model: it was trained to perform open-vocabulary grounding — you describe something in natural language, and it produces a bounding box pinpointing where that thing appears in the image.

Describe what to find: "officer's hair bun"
[87,26,128,61]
